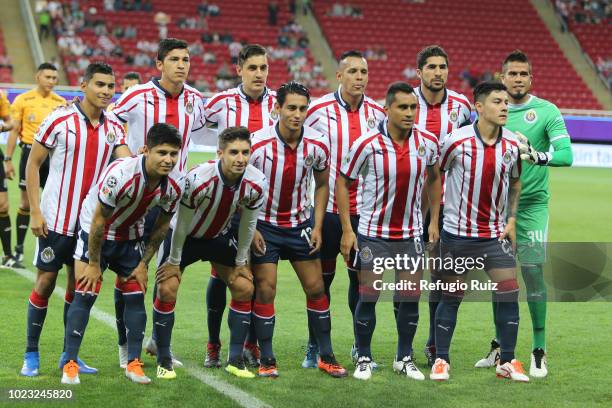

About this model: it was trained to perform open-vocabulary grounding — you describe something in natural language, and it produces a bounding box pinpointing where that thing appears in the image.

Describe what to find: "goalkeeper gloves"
[516,131,550,165]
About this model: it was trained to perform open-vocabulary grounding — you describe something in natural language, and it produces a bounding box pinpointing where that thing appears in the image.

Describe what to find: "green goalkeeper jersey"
[506,95,573,206]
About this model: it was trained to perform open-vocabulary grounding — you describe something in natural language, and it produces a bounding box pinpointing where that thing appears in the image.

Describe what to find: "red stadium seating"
[569,20,611,64]
[0,29,13,83]
[313,0,603,109]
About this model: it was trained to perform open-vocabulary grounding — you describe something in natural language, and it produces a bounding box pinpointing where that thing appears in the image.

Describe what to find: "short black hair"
[218,126,251,150]
[339,50,364,62]
[502,49,531,73]
[83,62,114,82]
[145,123,182,149]
[385,82,415,106]
[157,38,189,61]
[276,81,310,107]
[416,45,449,70]
[37,62,58,72]
[473,81,507,103]
[123,71,141,82]
[238,44,267,67]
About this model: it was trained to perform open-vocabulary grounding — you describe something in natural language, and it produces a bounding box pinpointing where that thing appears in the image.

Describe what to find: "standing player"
[107,72,142,112]
[6,63,66,267]
[60,123,182,385]
[0,88,16,265]
[154,127,267,379]
[202,44,277,368]
[474,51,572,378]
[249,82,347,378]
[111,38,206,367]
[20,63,130,377]
[302,50,385,367]
[338,82,441,381]
[413,45,472,367]
[429,81,528,382]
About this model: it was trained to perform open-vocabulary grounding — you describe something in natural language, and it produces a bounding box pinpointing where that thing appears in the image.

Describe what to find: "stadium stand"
[47,0,328,94]
[0,29,13,83]
[313,0,603,109]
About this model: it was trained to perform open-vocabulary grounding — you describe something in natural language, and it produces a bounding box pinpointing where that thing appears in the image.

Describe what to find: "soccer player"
[6,63,66,267]
[413,45,472,367]
[202,44,277,368]
[20,63,130,377]
[0,88,16,265]
[60,123,182,385]
[111,38,205,367]
[429,81,528,382]
[474,50,573,378]
[339,82,441,381]
[154,127,267,379]
[249,82,347,378]
[302,50,385,368]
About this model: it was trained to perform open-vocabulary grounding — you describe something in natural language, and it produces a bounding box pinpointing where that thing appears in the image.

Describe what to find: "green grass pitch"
[0,150,610,407]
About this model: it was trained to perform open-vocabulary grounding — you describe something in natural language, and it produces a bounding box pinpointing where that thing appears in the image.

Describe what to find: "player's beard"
[423,80,444,93]
[509,90,527,101]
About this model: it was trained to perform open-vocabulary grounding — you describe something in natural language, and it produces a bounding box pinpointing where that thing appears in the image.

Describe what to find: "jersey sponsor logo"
[418,145,427,158]
[304,154,314,167]
[106,131,116,145]
[449,111,458,122]
[106,176,118,188]
[524,109,537,124]
[359,246,373,263]
[367,117,376,129]
[186,102,194,114]
[503,151,512,164]
[41,246,55,263]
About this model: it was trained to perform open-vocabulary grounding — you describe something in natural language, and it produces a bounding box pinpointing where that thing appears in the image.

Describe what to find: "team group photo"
[0,0,610,406]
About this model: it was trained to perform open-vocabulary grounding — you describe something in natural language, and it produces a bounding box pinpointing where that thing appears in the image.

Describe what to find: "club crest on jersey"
[106,176,118,188]
[305,154,314,167]
[367,117,376,129]
[524,109,537,123]
[503,151,512,164]
[418,145,427,157]
[186,102,194,114]
[41,247,55,263]
[106,131,116,144]
[28,113,36,122]
[359,246,373,264]
[270,110,279,120]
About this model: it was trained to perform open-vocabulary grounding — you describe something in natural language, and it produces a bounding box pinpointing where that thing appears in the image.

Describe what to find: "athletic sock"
[153,296,175,364]
[427,275,442,347]
[16,208,30,248]
[347,268,359,337]
[434,292,463,364]
[26,290,49,353]
[114,278,127,346]
[206,273,227,345]
[307,296,332,356]
[253,302,275,360]
[354,300,376,359]
[395,300,419,360]
[62,290,74,352]
[494,280,520,364]
[64,282,100,363]
[0,212,11,257]
[228,300,251,361]
[122,284,146,362]
[522,264,547,350]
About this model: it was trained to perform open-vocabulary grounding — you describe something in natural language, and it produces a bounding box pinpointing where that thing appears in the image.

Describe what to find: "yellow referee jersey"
[11,88,66,145]
[0,91,10,118]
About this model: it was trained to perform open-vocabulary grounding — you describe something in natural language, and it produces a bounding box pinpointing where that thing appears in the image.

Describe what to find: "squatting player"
[20,63,130,377]
[202,44,277,368]
[474,50,573,378]
[249,82,347,378]
[303,50,385,368]
[430,81,528,382]
[339,82,441,381]
[154,127,267,379]
[60,123,182,385]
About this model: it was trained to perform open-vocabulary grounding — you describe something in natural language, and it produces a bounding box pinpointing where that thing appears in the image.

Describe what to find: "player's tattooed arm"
[88,203,113,264]
[142,210,173,266]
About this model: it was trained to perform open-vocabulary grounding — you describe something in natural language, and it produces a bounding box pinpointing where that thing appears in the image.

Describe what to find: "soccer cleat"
[301,343,319,369]
[424,345,436,368]
[243,342,260,368]
[58,352,98,374]
[61,360,80,385]
[126,359,151,384]
[119,344,128,369]
[430,358,450,381]
[226,358,255,379]
[318,355,348,378]
[157,358,177,380]
[496,359,530,382]
[350,344,379,371]
[20,351,40,377]
[2,255,24,269]
[14,245,24,263]
[393,356,425,381]
[144,337,183,368]
[474,339,500,368]
[353,356,372,380]
[530,348,548,378]
[204,343,222,368]
[257,357,279,378]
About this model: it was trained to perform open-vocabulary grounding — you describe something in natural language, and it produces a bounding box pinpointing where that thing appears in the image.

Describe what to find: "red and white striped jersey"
[111,78,206,173]
[440,124,521,238]
[414,87,471,139]
[174,160,268,239]
[35,103,127,236]
[250,124,330,227]
[305,89,385,215]
[341,120,439,240]
[79,155,182,241]
[205,86,277,133]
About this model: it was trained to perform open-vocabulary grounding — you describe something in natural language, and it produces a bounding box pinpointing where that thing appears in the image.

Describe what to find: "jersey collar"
[508,94,534,110]
[152,78,184,98]
[378,119,412,142]
[416,85,447,106]
[334,86,364,112]
[74,101,106,128]
[473,121,503,146]
[238,85,268,103]
[274,122,304,149]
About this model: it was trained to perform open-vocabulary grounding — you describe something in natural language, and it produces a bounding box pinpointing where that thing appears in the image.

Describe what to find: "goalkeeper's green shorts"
[516,203,549,265]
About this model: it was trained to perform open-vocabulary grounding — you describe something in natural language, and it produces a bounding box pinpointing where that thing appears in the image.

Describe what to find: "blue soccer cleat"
[301,343,319,369]
[58,353,98,374]
[20,351,40,377]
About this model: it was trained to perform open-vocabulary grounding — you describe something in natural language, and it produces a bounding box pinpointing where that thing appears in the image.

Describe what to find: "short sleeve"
[245,177,268,210]
[111,88,141,123]
[98,169,122,208]
[439,136,457,172]
[204,95,222,125]
[180,170,199,209]
[10,95,23,122]
[34,113,63,149]
[161,176,183,214]
[341,136,371,180]
[511,155,521,179]
[0,93,10,118]
[427,137,440,166]
[313,138,330,172]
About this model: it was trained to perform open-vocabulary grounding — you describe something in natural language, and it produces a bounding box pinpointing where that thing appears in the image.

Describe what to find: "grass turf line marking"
[10,266,271,408]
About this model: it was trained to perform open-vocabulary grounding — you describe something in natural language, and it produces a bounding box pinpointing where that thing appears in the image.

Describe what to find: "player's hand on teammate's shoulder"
[156,262,181,284]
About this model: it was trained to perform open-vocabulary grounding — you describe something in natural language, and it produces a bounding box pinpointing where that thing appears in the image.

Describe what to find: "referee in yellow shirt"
[0,88,16,265]
[5,63,66,266]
